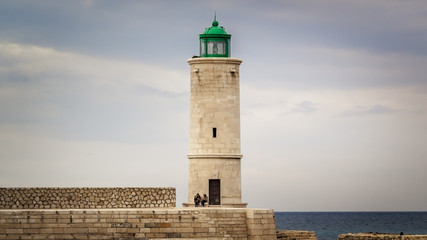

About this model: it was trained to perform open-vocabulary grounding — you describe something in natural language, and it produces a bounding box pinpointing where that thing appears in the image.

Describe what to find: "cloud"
[258,0,427,55]
[266,0,427,30]
[242,83,427,119]
[0,42,188,93]
[341,105,395,117]
[0,41,190,204]
[0,42,190,143]
[240,83,427,210]
[1,1,427,210]
[288,101,317,114]
[241,43,427,90]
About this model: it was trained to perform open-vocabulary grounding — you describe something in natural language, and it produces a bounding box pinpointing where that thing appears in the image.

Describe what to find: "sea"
[275,212,427,240]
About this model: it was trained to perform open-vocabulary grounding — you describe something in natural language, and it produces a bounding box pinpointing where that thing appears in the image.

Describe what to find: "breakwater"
[338,233,427,240]
[277,230,317,239]
[0,208,277,239]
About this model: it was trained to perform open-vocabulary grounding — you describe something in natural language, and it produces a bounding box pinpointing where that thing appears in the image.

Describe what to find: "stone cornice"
[187,154,243,159]
[187,57,242,65]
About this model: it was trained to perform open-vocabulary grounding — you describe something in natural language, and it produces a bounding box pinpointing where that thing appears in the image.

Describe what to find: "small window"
[213,128,217,138]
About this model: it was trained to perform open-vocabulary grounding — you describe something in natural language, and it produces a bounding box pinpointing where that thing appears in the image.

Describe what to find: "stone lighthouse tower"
[184,17,247,208]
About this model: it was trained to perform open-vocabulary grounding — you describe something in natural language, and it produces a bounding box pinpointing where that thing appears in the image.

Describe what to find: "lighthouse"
[184,17,247,208]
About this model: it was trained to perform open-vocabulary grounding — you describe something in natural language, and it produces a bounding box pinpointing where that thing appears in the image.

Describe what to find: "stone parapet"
[338,233,427,240]
[0,188,176,209]
[277,230,317,240]
[246,209,277,239]
[0,208,276,240]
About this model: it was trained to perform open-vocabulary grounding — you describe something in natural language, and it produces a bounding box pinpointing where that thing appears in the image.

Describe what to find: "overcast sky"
[1,0,426,211]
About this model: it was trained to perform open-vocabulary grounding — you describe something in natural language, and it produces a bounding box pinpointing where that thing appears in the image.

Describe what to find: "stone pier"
[0,208,277,239]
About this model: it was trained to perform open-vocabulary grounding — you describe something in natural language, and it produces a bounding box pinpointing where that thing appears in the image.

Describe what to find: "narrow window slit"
[213,128,217,138]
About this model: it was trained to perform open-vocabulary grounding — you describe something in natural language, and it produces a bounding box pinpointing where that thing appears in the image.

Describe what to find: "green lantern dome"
[199,15,231,58]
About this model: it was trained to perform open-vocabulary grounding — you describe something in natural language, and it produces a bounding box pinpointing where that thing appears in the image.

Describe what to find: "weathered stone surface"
[186,57,246,208]
[188,58,243,155]
[0,208,276,240]
[277,230,317,240]
[338,233,427,240]
[0,188,176,209]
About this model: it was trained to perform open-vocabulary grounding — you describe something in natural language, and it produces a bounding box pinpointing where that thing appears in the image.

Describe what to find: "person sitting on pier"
[194,193,201,207]
[201,194,208,207]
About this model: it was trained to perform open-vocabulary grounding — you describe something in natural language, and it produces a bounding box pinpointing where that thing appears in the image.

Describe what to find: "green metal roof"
[199,16,231,39]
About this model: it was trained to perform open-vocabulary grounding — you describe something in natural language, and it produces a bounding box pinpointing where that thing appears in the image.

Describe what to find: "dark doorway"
[209,179,220,205]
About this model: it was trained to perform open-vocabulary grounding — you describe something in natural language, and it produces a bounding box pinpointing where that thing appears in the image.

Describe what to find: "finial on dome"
[212,12,218,26]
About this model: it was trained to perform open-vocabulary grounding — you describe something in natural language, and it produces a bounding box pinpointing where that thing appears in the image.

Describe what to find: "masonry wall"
[338,233,427,240]
[0,208,277,240]
[0,188,176,209]
[277,230,317,240]
[186,57,245,208]
[187,158,244,207]
[188,57,242,155]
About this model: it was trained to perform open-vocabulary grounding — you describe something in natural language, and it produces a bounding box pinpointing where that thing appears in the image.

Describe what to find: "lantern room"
[199,16,231,58]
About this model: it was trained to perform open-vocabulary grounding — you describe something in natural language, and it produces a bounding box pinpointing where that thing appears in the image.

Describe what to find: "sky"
[1,0,426,211]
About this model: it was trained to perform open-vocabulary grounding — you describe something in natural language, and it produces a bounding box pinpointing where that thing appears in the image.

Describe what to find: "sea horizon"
[274,211,427,240]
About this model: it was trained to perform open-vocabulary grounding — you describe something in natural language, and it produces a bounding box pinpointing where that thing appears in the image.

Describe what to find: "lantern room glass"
[200,40,229,57]
[200,39,206,55]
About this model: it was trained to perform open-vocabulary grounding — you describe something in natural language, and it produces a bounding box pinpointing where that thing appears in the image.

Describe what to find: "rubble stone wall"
[338,233,427,240]
[0,208,276,239]
[0,188,176,209]
[277,230,317,240]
